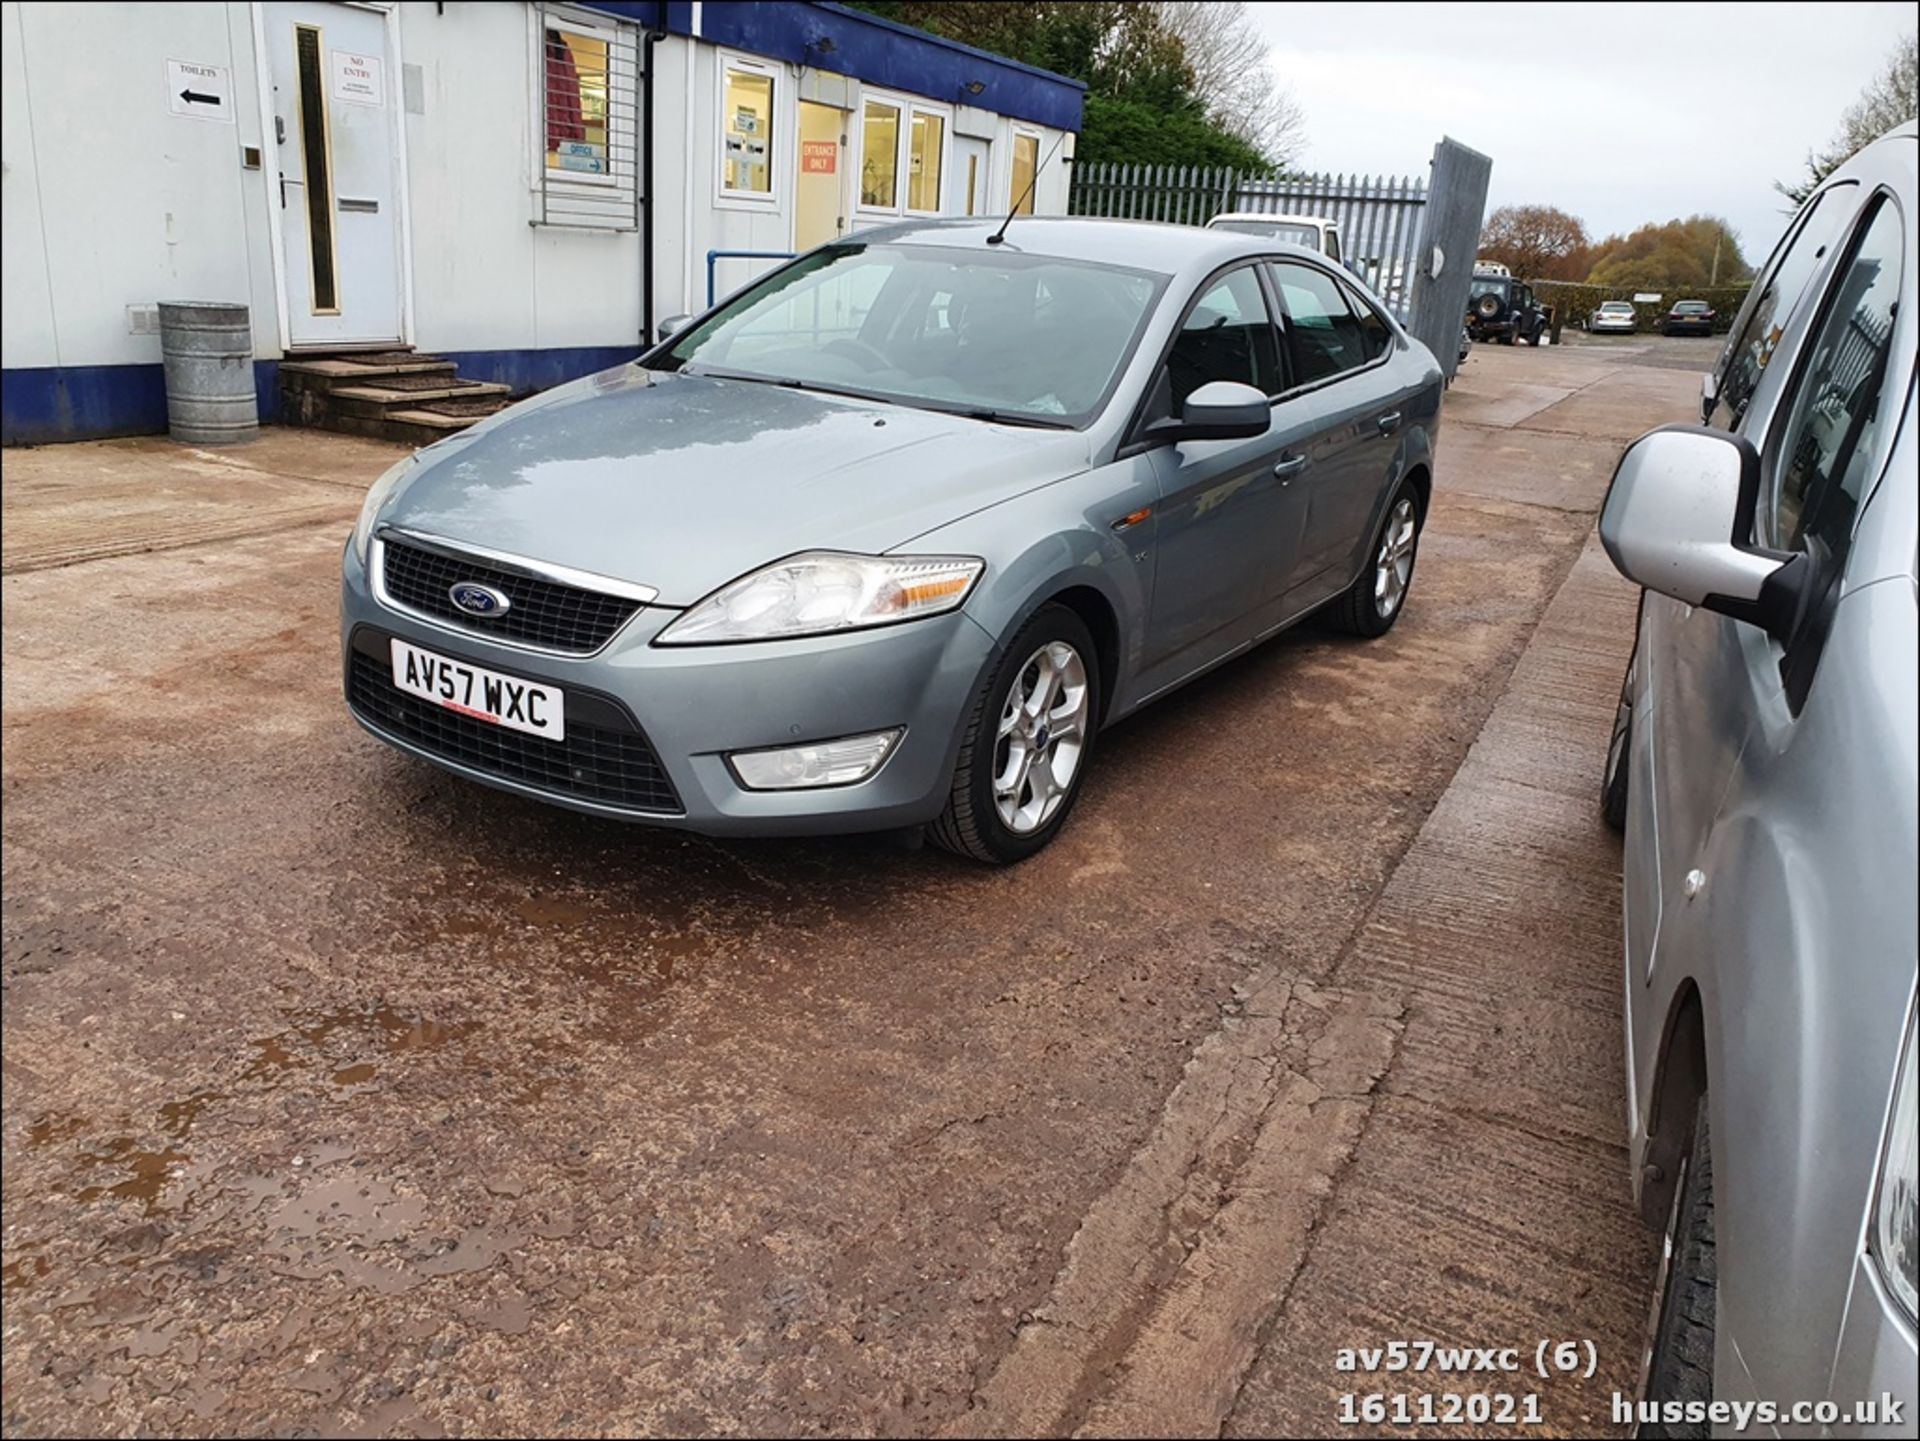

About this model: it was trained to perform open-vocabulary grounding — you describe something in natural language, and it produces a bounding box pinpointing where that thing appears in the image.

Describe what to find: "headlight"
[1873,1012,1917,1321]
[655,552,984,645]
[350,455,417,564]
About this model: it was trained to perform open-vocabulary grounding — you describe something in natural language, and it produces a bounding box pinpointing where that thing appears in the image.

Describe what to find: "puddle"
[158,1091,226,1138]
[2,1254,52,1292]
[73,1139,191,1213]
[245,1003,476,1088]
[27,1112,88,1147]
[516,895,594,927]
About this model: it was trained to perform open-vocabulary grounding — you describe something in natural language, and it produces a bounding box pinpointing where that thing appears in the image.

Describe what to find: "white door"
[264,1,403,346]
[949,135,990,217]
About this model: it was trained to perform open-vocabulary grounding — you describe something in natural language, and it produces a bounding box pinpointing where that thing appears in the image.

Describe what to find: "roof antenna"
[987,131,1070,245]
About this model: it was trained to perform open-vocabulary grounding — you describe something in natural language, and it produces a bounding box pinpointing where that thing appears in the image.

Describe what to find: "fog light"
[728,730,902,790]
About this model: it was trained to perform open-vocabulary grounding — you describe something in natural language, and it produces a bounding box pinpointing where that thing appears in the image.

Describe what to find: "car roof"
[1207,212,1332,229]
[843,215,1330,279]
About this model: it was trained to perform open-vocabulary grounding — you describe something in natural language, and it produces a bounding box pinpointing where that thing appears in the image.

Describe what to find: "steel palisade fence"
[1068,163,1431,317]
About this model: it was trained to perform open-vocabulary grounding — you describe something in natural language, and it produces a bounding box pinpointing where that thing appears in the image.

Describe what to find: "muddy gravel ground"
[3,347,1700,1437]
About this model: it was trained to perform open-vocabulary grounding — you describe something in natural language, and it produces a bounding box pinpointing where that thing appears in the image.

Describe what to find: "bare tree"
[1778,30,1917,204]
[1154,1,1306,166]
[1478,205,1591,282]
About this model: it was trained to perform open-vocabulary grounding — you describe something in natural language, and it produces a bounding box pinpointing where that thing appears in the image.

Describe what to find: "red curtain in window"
[545,29,584,150]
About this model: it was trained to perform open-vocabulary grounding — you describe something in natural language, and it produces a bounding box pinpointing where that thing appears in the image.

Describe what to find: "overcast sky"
[1250,0,1915,264]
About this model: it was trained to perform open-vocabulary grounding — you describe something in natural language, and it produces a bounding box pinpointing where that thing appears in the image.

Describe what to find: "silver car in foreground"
[1598,123,1916,1434]
[343,218,1442,862]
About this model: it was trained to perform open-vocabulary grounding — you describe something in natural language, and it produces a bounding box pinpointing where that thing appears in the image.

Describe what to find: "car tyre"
[1602,664,1634,831]
[930,604,1100,865]
[1326,481,1423,638]
[1640,1095,1716,1439]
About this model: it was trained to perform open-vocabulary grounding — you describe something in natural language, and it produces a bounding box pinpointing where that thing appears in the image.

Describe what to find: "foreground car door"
[1136,265,1306,686]
[1650,194,1917,1412]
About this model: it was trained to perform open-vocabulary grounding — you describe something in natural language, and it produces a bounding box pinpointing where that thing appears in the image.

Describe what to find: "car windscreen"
[656,243,1166,428]
[1210,219,1320,248]
[1674,302,1708,313]
[1600,303,1634,312]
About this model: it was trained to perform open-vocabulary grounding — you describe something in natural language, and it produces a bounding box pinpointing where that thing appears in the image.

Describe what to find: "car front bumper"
[340,541,995,836]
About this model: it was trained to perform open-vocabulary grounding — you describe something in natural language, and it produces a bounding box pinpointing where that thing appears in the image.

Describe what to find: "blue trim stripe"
[582,0,1084,131]
[2,347,635,446]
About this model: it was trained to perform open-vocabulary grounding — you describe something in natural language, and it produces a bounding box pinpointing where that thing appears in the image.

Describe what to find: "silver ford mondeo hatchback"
[1598,124,1917,1435]
[343,218,1442,862]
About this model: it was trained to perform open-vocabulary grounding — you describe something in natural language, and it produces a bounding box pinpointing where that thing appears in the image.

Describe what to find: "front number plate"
[389,638,564,741]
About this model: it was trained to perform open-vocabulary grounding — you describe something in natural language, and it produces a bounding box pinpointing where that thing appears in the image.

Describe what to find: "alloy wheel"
[993,640,1090,835]
[1373,498,1418,619]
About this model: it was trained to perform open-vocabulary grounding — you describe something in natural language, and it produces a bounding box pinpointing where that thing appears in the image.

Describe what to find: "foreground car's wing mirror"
[1144,380,1271,445]
[656,313,694,344]
[1599,424,1804,639]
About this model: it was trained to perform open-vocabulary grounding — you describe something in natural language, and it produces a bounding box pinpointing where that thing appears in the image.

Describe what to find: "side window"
[1766,198,1902,557]
[1160,267,1284,413]
[1717,182,1858,427]
[1343,282,1394,361]
[1270,262,1369,384]
[1762,197,1902,710]
[1324,230,1342,263]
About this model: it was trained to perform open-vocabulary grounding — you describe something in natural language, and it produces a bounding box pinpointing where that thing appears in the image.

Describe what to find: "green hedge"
[1531,280,1752,334]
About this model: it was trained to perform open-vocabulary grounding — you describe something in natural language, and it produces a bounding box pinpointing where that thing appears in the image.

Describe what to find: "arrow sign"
[167,59,234,124]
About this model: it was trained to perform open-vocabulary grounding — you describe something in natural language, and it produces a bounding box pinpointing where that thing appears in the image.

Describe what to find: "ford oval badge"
[449,581,511,617]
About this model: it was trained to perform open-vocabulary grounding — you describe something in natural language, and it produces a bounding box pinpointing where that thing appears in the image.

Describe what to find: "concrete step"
[279,348,516,444]
[326,380,512,418]
[279,357,458,393]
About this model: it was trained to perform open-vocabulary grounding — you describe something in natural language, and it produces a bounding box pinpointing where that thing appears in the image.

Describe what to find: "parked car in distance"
[1466,271,1551,345]
[1589,300,1639,334]
[1598,121,1916,1435]
[344,218,1444,863]
[1659,298,1716,336]
[1207,211,1343,265]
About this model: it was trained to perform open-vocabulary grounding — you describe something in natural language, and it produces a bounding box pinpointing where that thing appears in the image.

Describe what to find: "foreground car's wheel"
[1327,483,1422,638]
[1602,662,1634,831]
[1640,1096,1715,1438]
[930,605,1098,864]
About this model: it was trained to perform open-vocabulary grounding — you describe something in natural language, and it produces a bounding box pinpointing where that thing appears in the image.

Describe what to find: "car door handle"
[1272,454,1309,482]
[1376,411,1403,434]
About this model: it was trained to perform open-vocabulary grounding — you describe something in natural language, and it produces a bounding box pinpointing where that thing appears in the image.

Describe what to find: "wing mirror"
[1144,380,1271,445]
[656,313,694,344]
[1599,425,1805,639]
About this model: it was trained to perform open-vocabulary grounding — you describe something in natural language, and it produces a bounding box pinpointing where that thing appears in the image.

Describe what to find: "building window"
[861,99,900,208]
[534,4,638,229]
[1011,131,1040,215]
[907,110,944,213]
[545,26,609,176]
[722,61,775,197]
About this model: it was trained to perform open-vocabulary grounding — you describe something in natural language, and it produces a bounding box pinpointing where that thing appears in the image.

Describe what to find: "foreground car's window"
[658,244,1163,426]
[1160,266,1283,412]
[1765,197,1901,555]
[1342,282,1394,360]
[1271,262,1369,383]
[1717,181,1858,427]
[1211,219,1319,247]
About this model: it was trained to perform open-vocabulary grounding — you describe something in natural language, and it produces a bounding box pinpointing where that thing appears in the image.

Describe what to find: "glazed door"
[264,1,403,345]
[795,101,849,252]
[950,135,990,216]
